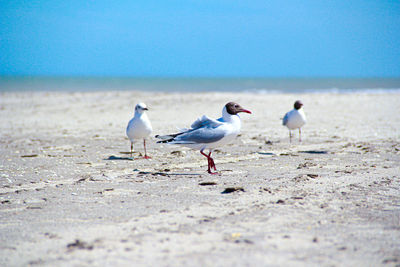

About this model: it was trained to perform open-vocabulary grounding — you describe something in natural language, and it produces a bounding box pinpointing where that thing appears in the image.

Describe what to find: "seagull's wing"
[282,112,290,126]
[191,115,223,129]
[170,125,226,144]
[156,116,226,144]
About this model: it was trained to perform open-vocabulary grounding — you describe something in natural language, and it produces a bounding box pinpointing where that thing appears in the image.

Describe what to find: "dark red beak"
[239,109,252,114]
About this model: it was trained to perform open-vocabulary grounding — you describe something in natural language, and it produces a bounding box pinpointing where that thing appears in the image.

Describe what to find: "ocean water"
[1,76,400,93]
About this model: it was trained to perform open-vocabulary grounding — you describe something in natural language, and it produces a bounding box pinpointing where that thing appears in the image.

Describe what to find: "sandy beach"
[0,91,399,266]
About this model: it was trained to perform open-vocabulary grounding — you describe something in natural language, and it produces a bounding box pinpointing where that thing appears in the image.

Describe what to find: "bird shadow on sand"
[105,155,133,161]
[136,171,202,176]
[298,150,329,154]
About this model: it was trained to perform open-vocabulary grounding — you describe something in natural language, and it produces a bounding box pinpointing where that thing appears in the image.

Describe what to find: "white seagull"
[126,103,153,159]
[156,102,251,174]
[282,100,307,143]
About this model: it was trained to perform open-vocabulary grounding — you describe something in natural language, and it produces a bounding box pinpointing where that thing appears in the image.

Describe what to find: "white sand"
[0,91,399,266]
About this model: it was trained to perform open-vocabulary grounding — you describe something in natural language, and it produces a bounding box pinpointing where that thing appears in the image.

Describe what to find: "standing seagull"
[156,102,251,174]
[126,103,153,159]
[282,100,307,143]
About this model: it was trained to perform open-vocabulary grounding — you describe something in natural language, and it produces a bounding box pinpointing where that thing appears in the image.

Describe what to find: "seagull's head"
[294,100,303,110]
[225,102,252,115]
[135,102,149,114]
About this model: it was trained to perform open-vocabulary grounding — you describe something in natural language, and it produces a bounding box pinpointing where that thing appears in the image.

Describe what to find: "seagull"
[155,102,251,174]
[282,100,307,143]
[126,103,153,159]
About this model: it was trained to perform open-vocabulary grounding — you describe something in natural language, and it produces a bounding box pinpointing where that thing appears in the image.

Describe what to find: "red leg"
[143,139,151,159]
[208,151,217,170]
[299,128,302,142]
[200,150,211,173]
[200,149,218,174]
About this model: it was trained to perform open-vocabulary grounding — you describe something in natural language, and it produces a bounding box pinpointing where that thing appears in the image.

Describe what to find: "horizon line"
[1,75,400,80]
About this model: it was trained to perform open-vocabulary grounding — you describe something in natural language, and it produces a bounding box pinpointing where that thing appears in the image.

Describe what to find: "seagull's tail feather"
[155,133,183,143]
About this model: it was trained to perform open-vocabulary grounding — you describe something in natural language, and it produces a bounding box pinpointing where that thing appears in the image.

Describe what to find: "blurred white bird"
[156,102,251,174]
[126,103,153,159]
[282,100,307,143]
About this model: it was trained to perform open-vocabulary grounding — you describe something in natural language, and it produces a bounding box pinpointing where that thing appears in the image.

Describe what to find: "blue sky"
[1,0,399,77]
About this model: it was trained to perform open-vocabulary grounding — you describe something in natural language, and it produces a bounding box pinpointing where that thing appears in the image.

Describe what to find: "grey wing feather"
[282,112,289,125]
[191,115,223,129]
[156,115,225,144]
[173,126,225,144]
